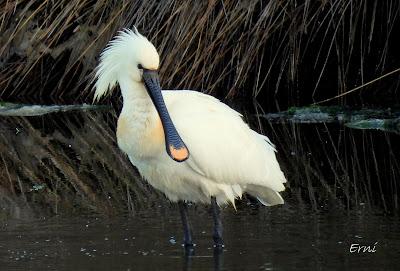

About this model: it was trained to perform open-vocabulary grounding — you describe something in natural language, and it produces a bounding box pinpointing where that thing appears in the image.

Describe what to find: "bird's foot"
[182,242,196,248]
[212,236,225,250]
[213,243,225,248]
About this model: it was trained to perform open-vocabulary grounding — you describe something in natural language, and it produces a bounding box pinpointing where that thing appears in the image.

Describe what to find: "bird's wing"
[163,90,286,192]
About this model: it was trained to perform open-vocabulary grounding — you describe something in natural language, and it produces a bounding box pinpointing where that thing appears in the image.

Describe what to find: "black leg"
[178,201,194,248]
[211,196,224,248]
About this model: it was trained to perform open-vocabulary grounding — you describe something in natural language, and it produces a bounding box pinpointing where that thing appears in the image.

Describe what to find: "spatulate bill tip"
[168,145,189,162]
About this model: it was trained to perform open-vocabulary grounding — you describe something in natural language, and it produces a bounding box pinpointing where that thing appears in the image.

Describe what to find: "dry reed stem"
[0,0,398,103]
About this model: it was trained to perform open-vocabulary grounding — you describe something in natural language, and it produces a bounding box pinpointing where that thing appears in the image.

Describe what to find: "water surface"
[1,207,399,271]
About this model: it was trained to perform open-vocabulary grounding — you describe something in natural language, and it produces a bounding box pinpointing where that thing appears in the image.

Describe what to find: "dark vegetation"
[0,110,159,219]
[1,0,400,106]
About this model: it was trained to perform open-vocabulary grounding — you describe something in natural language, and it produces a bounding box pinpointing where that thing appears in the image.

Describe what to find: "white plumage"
[94,28,286,208]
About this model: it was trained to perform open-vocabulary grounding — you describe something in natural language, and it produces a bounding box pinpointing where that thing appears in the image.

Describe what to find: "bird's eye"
[137,64,143,69]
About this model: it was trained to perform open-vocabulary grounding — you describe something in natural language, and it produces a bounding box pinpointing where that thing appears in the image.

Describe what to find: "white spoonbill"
[93,28,287,248]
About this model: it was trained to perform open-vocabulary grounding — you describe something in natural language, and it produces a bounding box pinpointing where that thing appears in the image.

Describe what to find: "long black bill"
[142,69,189,162]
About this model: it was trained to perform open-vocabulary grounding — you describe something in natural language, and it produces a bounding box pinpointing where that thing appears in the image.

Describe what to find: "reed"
[0,110,162,219]
[259,118,400,212]
[1,0,399,105]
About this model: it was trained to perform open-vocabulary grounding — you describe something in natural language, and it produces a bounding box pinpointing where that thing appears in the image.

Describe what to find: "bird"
[93,28,287,249]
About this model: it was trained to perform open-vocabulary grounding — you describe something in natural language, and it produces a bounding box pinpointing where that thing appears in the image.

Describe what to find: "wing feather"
[163,90,286,192]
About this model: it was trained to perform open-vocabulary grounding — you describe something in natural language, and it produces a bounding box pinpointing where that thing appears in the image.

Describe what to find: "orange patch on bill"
[169,145,189,162]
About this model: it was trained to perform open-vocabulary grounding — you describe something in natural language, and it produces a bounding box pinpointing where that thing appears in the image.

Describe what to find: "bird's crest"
[92,27,158,102]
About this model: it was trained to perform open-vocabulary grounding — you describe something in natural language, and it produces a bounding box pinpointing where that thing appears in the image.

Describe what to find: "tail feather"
[246,184,284,206]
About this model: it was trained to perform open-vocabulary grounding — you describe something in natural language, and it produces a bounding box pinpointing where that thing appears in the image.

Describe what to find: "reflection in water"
[182,247,223,271]
[212,248,223,271]
[259,118,400,212]
[0,107,399,218]
[0,110,159,219]
[183,245,195,270]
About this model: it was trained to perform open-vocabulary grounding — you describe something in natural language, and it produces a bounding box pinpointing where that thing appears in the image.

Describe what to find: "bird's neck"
[119,78,154,122]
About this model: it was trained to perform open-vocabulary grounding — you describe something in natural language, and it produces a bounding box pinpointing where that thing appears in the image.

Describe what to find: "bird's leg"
[178,201,194,248]
[211,196,224,248]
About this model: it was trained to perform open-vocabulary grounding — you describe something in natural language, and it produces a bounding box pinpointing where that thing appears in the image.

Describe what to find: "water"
[1,207,399,271]
[0,106,399,270]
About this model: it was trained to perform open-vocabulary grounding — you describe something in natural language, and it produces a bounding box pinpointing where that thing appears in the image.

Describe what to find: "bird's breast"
[117,113,165,159]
